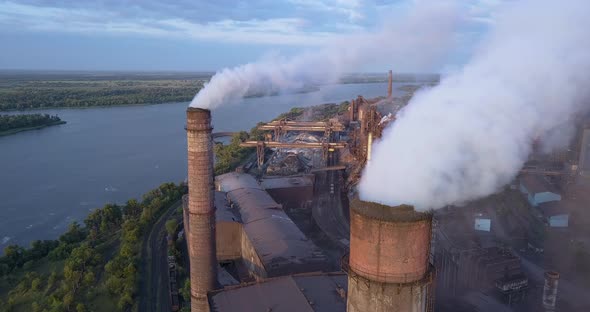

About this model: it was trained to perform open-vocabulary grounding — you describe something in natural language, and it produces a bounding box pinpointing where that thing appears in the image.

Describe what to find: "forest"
[0,114,65,135]
[0,71,438,111]
[0,78,205,111]
[0,182,187,312]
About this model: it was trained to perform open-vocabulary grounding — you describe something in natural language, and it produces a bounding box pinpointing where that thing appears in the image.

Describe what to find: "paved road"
[139,199,182,312]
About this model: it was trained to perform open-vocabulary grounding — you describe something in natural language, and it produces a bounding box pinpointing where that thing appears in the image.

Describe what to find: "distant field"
[0,71,439,111]
[0,71,212,111]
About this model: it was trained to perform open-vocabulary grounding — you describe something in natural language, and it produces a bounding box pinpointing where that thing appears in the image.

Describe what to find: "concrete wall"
[347,274,429,312]
[239,228,267,280]
[216,221,242,261]
[265,186,313,209]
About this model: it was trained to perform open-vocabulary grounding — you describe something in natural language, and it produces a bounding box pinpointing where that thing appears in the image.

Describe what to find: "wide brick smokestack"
[186,107,217,311]
[347,199,435,312]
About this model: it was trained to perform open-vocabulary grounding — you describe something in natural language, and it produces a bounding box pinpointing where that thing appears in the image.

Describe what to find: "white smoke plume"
[190,2,459,109]
[359,0,590,210]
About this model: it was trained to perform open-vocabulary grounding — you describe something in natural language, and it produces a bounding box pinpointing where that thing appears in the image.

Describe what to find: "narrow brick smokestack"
[347,199,434,312]
[186,107,217,311]
[387,70,393,98]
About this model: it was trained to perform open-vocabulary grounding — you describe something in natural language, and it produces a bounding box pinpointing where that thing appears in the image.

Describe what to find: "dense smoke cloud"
[359,0,590,210]
[190,2,458,109]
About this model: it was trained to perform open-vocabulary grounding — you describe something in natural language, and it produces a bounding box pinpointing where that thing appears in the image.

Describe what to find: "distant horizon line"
[0,69,440,76]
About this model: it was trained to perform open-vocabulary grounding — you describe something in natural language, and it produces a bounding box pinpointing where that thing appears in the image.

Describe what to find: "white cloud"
[288,0,364,21]
[0,1,336,45]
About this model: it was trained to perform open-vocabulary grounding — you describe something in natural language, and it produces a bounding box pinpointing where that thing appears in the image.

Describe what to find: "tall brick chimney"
[186,107,217,311]
[387,70,393,98]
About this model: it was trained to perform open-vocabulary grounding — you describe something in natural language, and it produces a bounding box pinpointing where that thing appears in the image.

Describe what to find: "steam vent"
[186,107,217,312]
[346,199,435,312]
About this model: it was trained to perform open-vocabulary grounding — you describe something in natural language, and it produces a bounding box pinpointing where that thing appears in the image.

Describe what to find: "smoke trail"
[190,2,459,109]
[359,0,590,210]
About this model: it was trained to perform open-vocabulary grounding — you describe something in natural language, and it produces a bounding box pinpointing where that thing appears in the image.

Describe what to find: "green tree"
[76,303,86,312]
[30,277,41,291]
[165,219,178,236]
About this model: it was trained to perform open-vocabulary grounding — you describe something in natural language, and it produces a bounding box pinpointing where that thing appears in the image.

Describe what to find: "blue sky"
[0,0,505,71]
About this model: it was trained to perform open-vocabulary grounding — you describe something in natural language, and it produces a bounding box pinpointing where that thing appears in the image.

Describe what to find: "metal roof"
[216,172,262,192]
[215,172,328,276]
[292,274,348,312]
[215,191,241,222]
[261,175,314,190]
[226,188,282,223]
[209,274,348,312]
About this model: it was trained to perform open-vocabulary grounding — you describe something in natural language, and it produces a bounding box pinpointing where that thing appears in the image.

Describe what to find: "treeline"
[0,80,204,110]
[0,114,63,132]
[214,131,256,176]
[0,182,187,312]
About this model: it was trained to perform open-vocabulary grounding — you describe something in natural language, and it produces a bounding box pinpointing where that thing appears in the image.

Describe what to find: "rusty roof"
[209,273,348,312]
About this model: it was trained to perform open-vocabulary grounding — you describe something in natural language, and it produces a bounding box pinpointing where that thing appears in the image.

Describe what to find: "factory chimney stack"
[387,70,393,98]
[346,199,435,312]
[543,271,560,311]
[186,107,217,312]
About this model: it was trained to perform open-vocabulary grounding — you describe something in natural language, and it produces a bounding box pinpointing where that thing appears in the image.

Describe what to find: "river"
[0,82,411,247]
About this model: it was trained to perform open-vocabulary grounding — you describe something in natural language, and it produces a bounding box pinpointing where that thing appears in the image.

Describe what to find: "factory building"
[519,175,562,207]
[537,202,570,228]
[183,104,436,311]
[209,273,348,312]
[215,172,329,278]
[434,219,529,307]
[260,175,315,208]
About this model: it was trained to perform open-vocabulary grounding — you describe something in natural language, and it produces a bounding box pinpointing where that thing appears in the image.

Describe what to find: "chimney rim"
[187,106,211,113]
[351,197,432,222]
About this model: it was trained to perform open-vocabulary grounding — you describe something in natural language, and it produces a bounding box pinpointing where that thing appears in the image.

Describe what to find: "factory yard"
[172,71,590,312]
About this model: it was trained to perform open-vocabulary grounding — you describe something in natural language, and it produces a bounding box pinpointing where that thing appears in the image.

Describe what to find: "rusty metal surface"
[349,200,432,284]
[240,141,346,149]
[186,108,217,311]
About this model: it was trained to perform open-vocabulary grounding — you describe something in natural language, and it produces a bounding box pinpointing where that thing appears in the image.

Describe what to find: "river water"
[0,82,410,247]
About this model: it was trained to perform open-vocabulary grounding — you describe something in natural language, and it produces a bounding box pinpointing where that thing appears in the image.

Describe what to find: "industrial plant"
[177,72,589,312]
